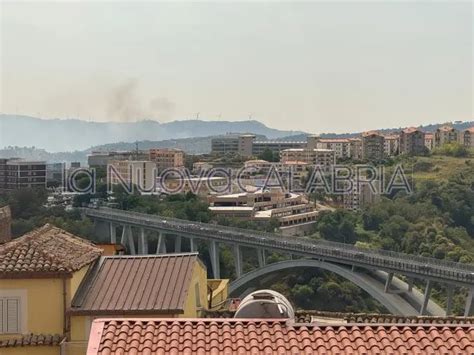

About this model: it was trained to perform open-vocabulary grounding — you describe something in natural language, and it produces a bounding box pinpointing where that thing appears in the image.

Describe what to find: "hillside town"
[2,1,474,354]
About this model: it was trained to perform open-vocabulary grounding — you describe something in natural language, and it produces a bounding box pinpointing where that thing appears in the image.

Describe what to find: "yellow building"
[1,225,229,355]
[0,224,102,355]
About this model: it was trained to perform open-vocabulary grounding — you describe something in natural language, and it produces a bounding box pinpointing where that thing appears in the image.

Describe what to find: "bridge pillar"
[189,237,197,252]
[127,225,136,255]
[138,228,148,254]
[464,286,474,317]
[209,241,220,279]
[384,273,394,293]
[446,287,454,316]
[234,245,243,278]
[257,249,266,268]
[420,280,432,315]
[407,278,413,292]
[109,223,116,244]
[175,236,182,253]
[156,232,166,254]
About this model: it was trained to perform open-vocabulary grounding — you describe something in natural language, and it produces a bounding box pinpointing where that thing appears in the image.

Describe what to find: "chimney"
[0,205,12,243]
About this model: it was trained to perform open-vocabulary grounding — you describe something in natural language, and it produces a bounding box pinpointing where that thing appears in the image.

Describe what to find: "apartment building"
[425,133,434,150]
[149,148,185,172]
[280,148,335,171]
[208,188,319,235]
[361,131,385,161]
[435,126,459,147]
[461,127,474,148]
[399,127,425,155]
[383,135,399,156]
[343,183,381,211]
[349,138,363,160]
[0,159,46,191]
[108,160,156,190]
[309,138,351,159]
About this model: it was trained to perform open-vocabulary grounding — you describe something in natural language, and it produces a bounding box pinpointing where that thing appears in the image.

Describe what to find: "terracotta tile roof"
[0,333,64,348]
[438,125,456,132]
[204,310,474,324]
[362,130,381,137]
[401,127,420,134]
[0,224,102,278]
[71,253,200,315]
[87,318,474,355]
[464,126,474,133]
[318,138,351,143]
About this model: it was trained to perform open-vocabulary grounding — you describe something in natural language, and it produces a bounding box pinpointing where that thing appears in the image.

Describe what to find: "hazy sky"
[1,1,472,134]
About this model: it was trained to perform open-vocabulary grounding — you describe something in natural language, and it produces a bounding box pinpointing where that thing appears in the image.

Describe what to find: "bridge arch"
[229,259,438,316]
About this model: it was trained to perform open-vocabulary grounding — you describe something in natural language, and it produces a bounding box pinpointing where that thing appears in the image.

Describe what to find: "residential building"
[0,159,46,191]
[108,160,156,190]
[0,224,103,355]
[149,148,185,172]
[361,131,385,161]
[461,127,474,148]
[69,253,227,342]
[209,188,320,235]
[399,127,425,155]
[0,205,12,244]
[348,138,363,160]
[425,133,434,150]
[383,134,399,156]
[0,225,229,354]
[343,183,381,211]
[309,137,351,159]
[435,126,460,147]
[280,148,335,171]
[244,159,273,171]
[83,317,474,354]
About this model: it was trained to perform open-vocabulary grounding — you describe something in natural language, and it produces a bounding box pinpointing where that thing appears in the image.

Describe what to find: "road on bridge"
[83,207,474,288]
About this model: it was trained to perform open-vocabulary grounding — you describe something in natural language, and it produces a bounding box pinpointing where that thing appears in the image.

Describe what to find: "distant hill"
[1,115,472,163]
[0,115,305,152]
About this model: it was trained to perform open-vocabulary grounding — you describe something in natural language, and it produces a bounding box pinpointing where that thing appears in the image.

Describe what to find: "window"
[0,297,20,333]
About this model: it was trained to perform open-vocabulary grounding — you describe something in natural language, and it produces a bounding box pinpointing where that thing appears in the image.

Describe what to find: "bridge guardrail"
[82,207,474,284]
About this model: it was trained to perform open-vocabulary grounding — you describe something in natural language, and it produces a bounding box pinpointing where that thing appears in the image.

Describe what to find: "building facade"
[399,128,425,155]
[280,148,335,171]
[108,160,156,190]
[361,131,385,161]
[461,127,474,148]
[149,148,185,172]
[435,126,459,147]
[383,135,400,156]
[0,159,46,191]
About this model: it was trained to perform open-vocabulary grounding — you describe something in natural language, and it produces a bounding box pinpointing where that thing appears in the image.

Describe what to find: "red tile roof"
[464,127,474,133]
[0,224,102,278]
[0,333,64,348]
[71,253,200,315]
[438,125,456,132]
[401,127,421,134]
[87,318,474,355]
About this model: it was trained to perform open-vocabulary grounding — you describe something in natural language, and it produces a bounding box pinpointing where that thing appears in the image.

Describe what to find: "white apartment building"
[108,160,156,191]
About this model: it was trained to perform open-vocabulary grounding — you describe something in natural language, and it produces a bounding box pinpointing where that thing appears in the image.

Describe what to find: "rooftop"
[71,253,201,315]
[86,318,474,355]
[0,224,102,278]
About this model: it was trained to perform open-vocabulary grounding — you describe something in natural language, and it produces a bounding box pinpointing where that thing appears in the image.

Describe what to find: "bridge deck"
[83,207,474,287]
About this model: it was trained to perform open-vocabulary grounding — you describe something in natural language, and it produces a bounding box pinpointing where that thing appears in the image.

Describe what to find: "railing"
[82,207,474,284]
